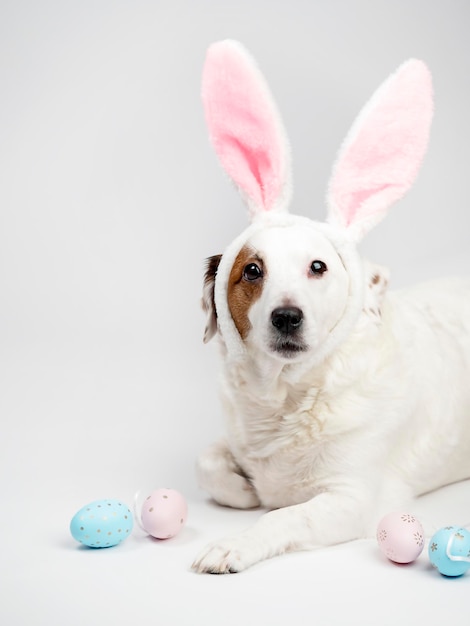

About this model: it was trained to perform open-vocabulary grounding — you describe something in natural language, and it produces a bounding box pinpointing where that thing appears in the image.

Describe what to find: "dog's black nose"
[271,307,303,334]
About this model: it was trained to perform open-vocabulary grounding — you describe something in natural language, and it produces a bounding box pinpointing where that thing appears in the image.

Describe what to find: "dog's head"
[201,41,432,364]
[203,219,353,363]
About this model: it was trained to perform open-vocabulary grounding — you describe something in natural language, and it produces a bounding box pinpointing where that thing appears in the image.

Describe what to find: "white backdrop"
[1,1,470,624]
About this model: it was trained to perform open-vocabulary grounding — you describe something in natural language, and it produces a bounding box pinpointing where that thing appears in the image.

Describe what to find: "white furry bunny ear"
[202,40,292,221]
[327,60,433,241]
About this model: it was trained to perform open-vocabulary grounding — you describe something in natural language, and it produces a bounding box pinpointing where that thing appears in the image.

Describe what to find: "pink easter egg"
[376,512,425,564]
[141,488,188,539]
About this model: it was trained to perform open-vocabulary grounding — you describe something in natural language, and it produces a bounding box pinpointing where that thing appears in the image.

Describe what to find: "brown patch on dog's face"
[228,246,265,340]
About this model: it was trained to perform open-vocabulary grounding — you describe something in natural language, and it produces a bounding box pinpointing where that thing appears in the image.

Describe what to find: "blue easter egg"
[70,499,133,548]
[428,526,470,577]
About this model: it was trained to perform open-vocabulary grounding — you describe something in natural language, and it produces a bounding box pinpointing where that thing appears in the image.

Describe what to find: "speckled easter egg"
[141,488,187,539]
[428,526,470,577]
[70,499,133,548]
[376,512,425,564]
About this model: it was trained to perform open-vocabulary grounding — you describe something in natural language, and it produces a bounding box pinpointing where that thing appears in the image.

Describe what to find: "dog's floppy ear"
[202,40,292,221]
[327,60,433,241]
[202,255,222,343]
[362,260,390,322]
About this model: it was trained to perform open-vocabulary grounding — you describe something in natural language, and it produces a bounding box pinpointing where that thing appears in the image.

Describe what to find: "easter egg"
[141,488,188,539]
[376,512,425,564]
[70,499,133,548]
[428,526,470,577]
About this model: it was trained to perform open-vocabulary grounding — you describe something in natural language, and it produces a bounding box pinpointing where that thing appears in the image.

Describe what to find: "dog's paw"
[192,536,260,574]
[219,476,261,510]
[196,442,261,510]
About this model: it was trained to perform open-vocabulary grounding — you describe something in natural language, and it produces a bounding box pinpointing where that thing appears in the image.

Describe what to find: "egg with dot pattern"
[428,526,470,577]
[141,488,188,539]
[70,499,133,548]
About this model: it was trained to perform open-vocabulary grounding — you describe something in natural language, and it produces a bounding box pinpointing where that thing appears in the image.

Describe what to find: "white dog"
[192,41,470,574]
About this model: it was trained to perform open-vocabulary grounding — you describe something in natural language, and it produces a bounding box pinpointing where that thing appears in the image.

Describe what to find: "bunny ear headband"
[202,40,433,241]
[202,40,433,361]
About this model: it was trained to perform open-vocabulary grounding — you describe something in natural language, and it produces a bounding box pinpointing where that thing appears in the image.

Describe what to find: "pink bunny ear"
[327,59,433,240]
[202,40,292,220]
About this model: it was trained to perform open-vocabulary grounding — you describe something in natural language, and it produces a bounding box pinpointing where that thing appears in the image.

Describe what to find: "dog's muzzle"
[270,307,308,358]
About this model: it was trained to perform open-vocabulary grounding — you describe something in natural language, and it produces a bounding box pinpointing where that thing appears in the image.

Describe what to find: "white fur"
[193,43,470,574]
[193,221,470,574]
[195,235,470,572]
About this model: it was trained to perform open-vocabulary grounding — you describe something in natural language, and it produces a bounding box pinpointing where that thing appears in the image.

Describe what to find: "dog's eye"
[310,260,328,276]
[243,263,263,281]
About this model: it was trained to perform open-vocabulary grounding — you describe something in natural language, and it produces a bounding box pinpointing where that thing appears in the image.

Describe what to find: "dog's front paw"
[192,536,260,574]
